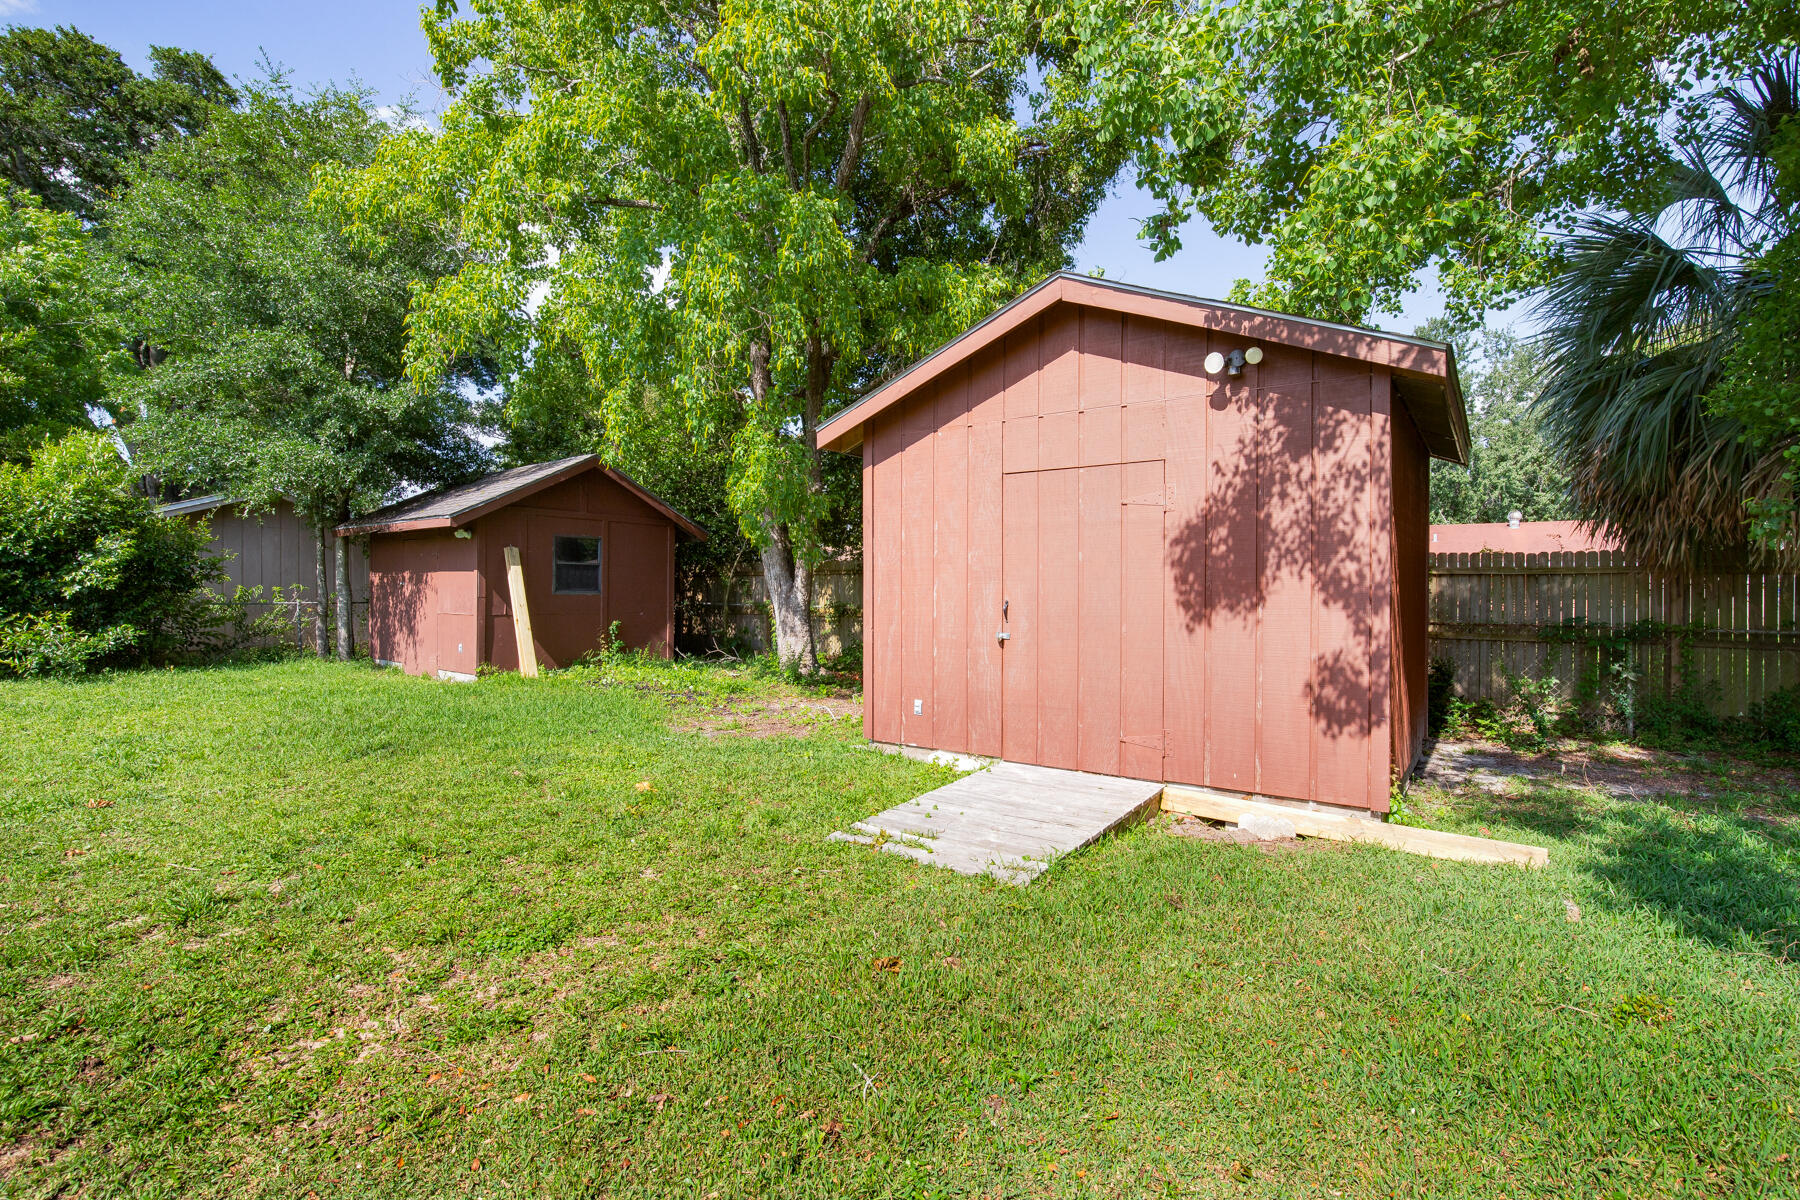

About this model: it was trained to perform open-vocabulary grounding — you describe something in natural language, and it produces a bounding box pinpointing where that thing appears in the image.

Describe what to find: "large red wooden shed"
[338,456,704,679]
[818,273,1469,814]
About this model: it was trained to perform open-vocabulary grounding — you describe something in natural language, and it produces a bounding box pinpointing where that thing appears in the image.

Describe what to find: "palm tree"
[1536,54,1798,568]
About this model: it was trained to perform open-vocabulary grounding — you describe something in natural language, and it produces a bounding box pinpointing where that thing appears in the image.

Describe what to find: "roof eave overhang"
[816,272,1471,464]
[334,455,709,542]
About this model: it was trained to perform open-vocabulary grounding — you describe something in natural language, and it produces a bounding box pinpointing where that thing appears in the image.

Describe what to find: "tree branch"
[833,94,873,191]
[777,100,800,189]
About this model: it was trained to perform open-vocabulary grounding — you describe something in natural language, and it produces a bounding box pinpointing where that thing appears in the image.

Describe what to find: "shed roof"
[336,455,706,540]
[817,272,1470,464]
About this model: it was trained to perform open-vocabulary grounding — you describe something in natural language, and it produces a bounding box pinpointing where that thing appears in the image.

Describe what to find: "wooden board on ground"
[830,760,1164,884]
[1160,784,1549,868]
[502,545,538,678]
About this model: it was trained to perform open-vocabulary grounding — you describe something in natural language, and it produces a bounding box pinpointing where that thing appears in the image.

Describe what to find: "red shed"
[818,274,1469,814]
[338,456,705,679]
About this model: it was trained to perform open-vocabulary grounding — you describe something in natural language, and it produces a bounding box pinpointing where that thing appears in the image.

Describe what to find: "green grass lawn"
[1,659,1796,1198]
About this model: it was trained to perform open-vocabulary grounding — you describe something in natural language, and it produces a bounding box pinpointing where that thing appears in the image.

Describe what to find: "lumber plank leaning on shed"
[503,545,539,679]
[1160,784,1548,867]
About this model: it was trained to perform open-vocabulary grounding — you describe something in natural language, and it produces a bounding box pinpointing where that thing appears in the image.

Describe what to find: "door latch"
[996,631,1010,643]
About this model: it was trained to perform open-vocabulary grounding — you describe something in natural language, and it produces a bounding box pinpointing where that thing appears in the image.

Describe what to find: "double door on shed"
[999,461,1167,781]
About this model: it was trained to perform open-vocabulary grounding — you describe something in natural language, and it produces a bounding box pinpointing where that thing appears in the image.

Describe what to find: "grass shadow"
[1587,805,1800,960]
[1436,778,1800,960]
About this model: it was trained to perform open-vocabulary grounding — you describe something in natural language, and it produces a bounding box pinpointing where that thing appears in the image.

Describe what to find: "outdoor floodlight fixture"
[1203,346,1265,377]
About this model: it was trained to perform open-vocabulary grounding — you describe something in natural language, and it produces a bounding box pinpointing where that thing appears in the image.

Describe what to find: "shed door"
[1001,461,1167,780]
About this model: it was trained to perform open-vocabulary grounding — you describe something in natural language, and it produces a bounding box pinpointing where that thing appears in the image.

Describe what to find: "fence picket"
[1425,555,1800,715]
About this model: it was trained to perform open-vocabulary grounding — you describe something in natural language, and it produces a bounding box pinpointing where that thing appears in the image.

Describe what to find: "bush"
[0,612,136,676]
[0,432,223,674]
[1748,685,1800,753]
[1426,657,1457,737]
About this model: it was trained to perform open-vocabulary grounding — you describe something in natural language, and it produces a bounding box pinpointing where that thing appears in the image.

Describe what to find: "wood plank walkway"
[828,761,1165,884]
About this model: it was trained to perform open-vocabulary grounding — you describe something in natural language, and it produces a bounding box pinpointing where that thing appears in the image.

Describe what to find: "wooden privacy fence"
[1430,551,1800,716]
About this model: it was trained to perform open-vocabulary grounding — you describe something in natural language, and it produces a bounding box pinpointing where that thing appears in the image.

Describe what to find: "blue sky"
[39,0,1454,333]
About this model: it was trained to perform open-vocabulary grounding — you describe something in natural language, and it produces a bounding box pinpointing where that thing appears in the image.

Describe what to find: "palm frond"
[1533,52,1800,569]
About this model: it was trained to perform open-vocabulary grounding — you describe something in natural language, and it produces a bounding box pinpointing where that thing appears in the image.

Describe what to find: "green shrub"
[0,612,136,676]
[1426,656,1457,737]
[0,432,222,674]
[1748,684,1800,752]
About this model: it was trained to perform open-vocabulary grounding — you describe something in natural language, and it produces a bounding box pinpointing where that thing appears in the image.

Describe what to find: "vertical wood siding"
[862,300,1402,810]
[195,499,370,644]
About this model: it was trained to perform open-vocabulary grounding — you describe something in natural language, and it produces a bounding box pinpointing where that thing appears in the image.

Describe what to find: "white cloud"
[0,0,37,15]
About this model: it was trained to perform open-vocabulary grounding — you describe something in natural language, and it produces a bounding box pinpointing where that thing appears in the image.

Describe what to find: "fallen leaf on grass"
[635,781,653,792]
[1564,898,1582,922]
[821,1117,845,1142]
[63,848,87,859]
[798,1109,816,1120]
[872,956,901,974]
[85,799,114,809]
[513,1092,532,1103]
[942,956,964,969]
[649,1091,672,1111]
[577,1107,598,1115]
[1228,1160,1253,1182]
[581,1073,597,1083]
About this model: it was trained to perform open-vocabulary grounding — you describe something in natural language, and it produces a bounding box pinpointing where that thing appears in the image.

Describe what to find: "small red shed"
[338,456,705,679]
[818,273,1469,814]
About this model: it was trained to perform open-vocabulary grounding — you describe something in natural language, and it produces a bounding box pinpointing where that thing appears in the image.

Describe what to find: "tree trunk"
[761,532,817,672]
[334,522,354,661]
[313,526,329,657]
[746,332,821,673]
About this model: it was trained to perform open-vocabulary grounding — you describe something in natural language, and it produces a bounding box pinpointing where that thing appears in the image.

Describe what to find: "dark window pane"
[554,562,601,593]
[554,536,599,564]
[552,535,602,593]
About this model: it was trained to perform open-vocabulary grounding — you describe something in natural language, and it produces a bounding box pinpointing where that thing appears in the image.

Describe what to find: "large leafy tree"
[0,183,120,458]
[1071,0,1792,324]
[1536,54,1798,567]
[107,79,491,659]
[1426,327,1575,526]
[331,0,1123,670]
[0,25,236,220]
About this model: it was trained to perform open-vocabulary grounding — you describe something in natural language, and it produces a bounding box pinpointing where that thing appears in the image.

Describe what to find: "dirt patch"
[1417,738,1800,815]
[1161,813,1330,854]
[678,694,861,739]
[39,973,81,991]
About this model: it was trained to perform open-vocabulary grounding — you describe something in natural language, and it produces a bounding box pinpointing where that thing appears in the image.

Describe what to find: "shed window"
[553,536,602,594]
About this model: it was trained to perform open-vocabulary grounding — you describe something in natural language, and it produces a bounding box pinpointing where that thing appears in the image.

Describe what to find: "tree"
[1071,0,1794,324]
[0,26,236,220]
[330,0,1124,670]
[1536,54,1798,567]
[1707,67,1800,549]
[106,79,491,659]
[0,183,120,458]
[0,431,217,674]
[1425,326,1575,525]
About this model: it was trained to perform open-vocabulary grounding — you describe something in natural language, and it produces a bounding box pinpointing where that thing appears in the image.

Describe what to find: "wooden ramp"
[829,761,1165,885]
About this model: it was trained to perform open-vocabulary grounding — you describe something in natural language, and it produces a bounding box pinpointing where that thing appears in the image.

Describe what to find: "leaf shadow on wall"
[1165,379,1379,741]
